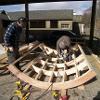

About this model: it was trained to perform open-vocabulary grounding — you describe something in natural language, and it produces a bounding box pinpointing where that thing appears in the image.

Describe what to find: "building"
[8,10,73,31]
[7,10,85,43]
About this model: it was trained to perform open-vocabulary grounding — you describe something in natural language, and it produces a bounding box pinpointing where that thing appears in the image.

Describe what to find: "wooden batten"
[35,70,43,80]
[41,59,48,69]
[49,65,57,82]
[49,72,54,82]
[23,60,33,73]
[62,72,68,82]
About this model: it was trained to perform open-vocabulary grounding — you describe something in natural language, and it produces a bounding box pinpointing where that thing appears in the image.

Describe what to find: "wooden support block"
[41,59,48,69]
[23,61,33,73]
[49,72,54,82]
[72,54,80,78]
[62,72,67,82]
[60,89,67,97]
[75,69,80,78]
[35,70,43,80]
[77,85,85,90]
[53,66,57,71]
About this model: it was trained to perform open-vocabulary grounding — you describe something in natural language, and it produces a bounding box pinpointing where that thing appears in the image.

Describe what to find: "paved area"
[0,47,100,100]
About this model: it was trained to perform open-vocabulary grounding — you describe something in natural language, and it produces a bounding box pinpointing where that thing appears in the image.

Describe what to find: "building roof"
[0,0,91,6]
[8,10,73,20]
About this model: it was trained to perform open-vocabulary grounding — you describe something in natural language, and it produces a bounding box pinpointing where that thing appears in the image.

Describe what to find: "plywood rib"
[50,54,84,66]
[40,55,85,68]
[32,60,88,77]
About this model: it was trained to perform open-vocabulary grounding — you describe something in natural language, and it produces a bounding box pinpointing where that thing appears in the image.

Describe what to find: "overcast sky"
[0,1,92,15]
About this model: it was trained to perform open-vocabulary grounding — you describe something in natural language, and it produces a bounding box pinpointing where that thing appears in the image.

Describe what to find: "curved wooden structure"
[6,43,96,90]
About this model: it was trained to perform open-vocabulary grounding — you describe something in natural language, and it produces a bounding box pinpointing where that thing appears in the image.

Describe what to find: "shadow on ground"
[93,91,100,100]
[82,35,100,56]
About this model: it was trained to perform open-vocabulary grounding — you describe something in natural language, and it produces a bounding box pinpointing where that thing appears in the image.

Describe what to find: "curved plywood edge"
[53,69,96,90]
[8,64,96,90]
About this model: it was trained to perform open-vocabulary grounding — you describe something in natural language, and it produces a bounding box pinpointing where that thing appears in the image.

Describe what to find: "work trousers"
[7,47,20,69]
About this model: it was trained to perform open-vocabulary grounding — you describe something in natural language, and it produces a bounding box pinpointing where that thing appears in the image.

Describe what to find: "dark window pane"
[30,20,45,28]
[50,20,58,28]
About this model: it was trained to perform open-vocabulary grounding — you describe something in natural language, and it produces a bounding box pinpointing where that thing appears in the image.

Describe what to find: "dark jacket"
[4,22,22,48]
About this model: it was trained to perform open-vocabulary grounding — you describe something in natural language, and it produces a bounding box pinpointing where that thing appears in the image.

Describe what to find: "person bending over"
[4,17,26,70]
[56,35,72,61]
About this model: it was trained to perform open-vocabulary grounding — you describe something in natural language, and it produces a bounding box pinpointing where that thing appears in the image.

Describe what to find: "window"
[30,20,45,28]
[61,24,70,28]
[50,20,58,28]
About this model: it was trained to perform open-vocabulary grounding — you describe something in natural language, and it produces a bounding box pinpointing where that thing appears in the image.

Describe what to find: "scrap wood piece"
[0,63,8,70]
[39,43,58,55]
[12,42,40,65]
[0,41,39,62]
[0,41,39,70]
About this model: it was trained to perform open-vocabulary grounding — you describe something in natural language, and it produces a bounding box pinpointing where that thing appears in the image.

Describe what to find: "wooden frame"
[6,43,96,90]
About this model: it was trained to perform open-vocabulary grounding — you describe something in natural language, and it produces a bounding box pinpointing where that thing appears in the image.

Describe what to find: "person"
[56,35,72,61]
[4,17,26,70]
